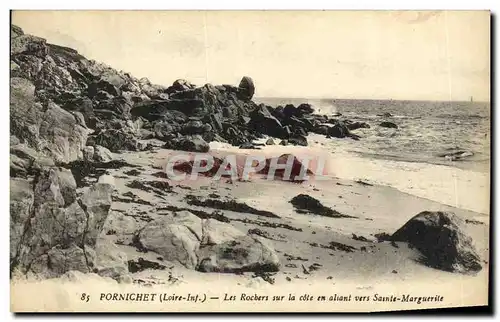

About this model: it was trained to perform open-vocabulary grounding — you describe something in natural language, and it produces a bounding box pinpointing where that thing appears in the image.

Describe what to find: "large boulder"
[137,219,200,269]
[391,211,482,274]
[197,235,280,273]
[237,76,255,100]
[133,212,280,274]
[328,121,351,138]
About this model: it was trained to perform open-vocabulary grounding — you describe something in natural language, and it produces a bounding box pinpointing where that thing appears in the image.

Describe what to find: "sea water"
[255,98,491,215]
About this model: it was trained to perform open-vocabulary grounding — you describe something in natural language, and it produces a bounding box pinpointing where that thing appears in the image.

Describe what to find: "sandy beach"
[11,141,490,312]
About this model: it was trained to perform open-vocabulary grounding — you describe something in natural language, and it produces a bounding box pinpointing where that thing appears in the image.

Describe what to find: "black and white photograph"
[8,10,490,312]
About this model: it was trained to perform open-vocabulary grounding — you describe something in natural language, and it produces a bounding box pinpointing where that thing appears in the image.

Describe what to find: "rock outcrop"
[10,167,115,279]
[391,211,482,274]
[10,23,374,166]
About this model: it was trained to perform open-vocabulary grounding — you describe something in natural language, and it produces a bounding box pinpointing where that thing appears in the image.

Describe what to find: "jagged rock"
[91,128,144,152]
[11,24,24,38]
[62,97,95,127]
[379,121,398,129]
[163,135,210,153]
[166,79,196,94]
[97,174,115,186]
[249,105,286,139]
[11,34,48,57]
[10,78,89,163]
[238,76,255,100]
[56,168,78,206]
[328,121,351,138]
[10,144,55,177]
[197,235,280,273]
[179,120,211,135]
[391,211,482,274]
[10,168,98,277]
[139,78,168,99]
[297,103,314,115]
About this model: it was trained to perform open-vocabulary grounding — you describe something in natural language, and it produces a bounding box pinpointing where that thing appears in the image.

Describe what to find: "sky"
[12,10,490,101]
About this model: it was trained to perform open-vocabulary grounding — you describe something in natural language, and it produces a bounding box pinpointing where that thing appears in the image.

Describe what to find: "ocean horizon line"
[254,96,491,104]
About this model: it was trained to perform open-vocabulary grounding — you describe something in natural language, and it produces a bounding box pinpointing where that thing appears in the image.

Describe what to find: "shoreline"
[210,137,491,215]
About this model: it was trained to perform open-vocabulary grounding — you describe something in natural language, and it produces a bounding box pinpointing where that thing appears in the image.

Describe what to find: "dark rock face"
[248,104,286,139]
[90,129,144,152]
[391,211,482,274]
[379,121,398,129]
[328,121,351,138]
[163,135,210,153]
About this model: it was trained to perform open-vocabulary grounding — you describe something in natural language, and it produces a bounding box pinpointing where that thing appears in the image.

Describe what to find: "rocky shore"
[10,24,488,295]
